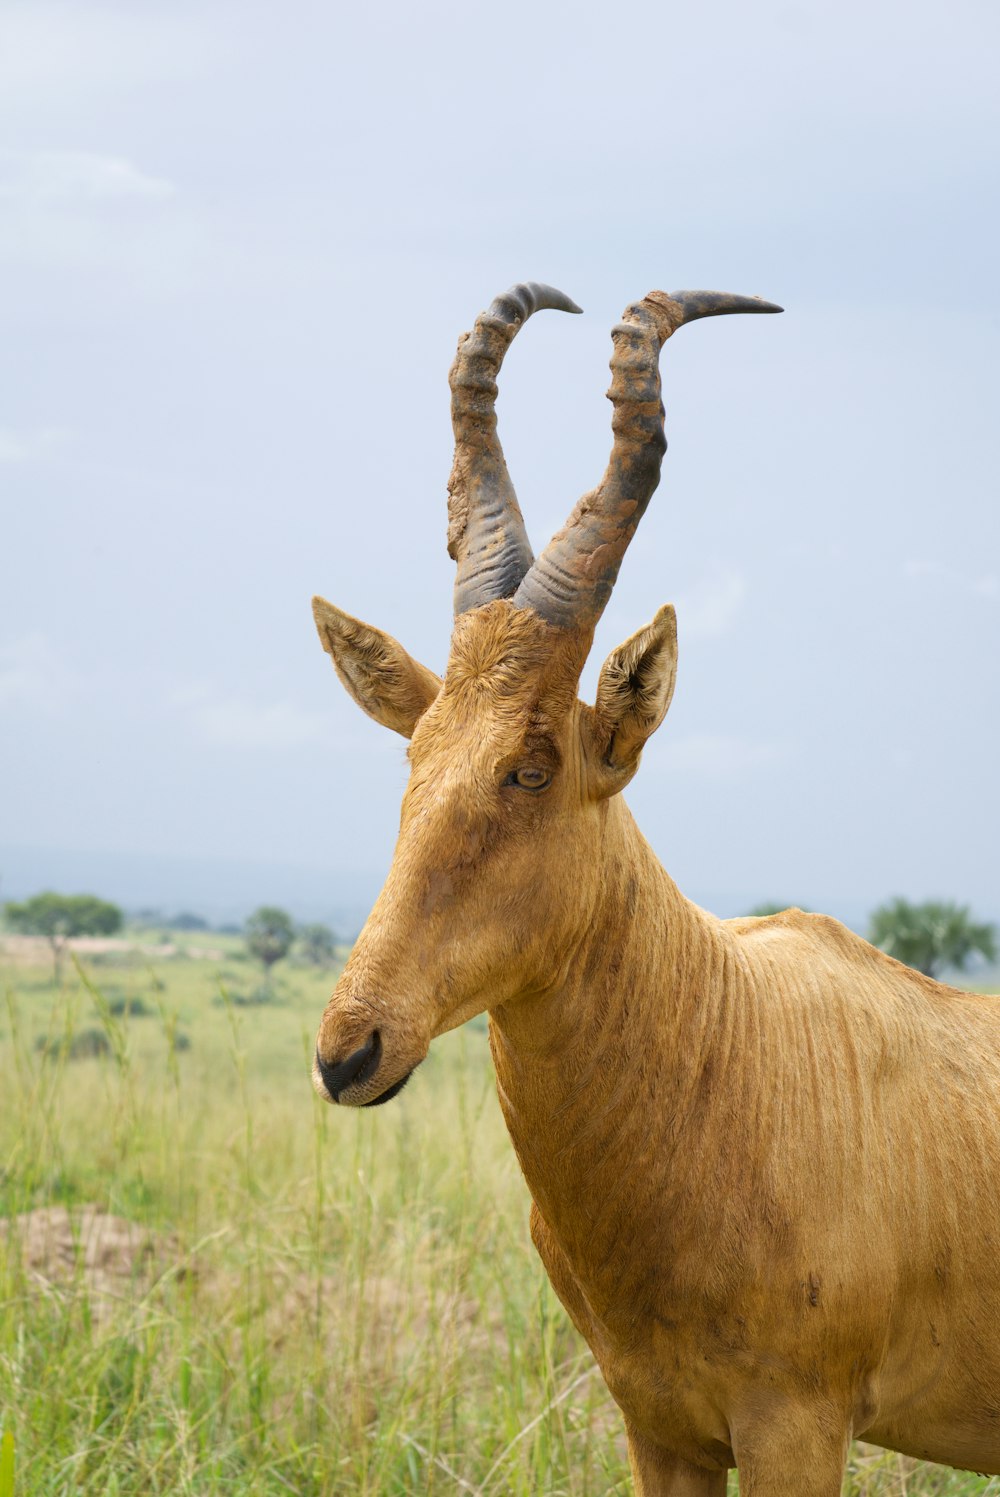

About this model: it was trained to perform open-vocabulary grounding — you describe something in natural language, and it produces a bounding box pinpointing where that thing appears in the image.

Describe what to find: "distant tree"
[4,891,123,982]
[869,898,998,979]
[245,906,295,981]
[299,922,337,966]
[169,911,209,931]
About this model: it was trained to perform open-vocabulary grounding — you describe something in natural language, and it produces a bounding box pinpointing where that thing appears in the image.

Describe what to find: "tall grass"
[0,946,996,1495]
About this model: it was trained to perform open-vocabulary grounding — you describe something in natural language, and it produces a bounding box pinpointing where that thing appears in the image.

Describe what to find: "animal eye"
[506,767,552,791]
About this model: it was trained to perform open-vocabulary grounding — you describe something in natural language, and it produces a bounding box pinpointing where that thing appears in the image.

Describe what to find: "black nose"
[315,1031,381,1100]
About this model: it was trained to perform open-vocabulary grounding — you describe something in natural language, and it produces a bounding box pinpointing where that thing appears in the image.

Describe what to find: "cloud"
[172,685,336,751]
[197,701,330,751]
[0,426,69,464]
[673,563,748,640]
[0,6,215,106]
[0,149,174,205]
[658,732,792,779]
[0,148,185,292]
[904,557,998,601]
[0,634,75,712]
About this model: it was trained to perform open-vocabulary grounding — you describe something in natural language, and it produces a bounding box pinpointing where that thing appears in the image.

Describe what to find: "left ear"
[587,605,678,794]
[312,596,441,739]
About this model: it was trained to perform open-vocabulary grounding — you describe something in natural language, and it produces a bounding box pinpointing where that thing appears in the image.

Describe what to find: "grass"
[0,937,997,1495]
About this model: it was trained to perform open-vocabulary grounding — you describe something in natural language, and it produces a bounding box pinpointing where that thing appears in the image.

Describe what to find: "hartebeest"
[309,283,1000,1494]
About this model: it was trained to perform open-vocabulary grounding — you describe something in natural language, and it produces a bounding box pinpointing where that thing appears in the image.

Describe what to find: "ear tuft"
[590,604,678,791]
[311,596,441,739]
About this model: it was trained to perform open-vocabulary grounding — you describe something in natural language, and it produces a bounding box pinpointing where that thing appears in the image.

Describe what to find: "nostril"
[316,1030,382,1101]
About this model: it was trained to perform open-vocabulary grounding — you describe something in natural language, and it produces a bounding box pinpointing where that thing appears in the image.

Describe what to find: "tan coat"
[311,600,1000,1494]
[308,286,1000,1494]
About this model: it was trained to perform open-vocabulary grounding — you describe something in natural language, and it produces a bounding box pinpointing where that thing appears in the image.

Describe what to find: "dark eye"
[506,767,552,791]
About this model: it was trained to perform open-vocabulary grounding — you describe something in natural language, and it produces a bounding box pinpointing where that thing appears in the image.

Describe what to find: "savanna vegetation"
[3,892,123,983]
[0,922,997,1495]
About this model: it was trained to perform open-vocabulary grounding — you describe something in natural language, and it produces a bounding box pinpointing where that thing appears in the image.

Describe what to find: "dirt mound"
[0,1204,180,1319]
[267,1265,490,1356]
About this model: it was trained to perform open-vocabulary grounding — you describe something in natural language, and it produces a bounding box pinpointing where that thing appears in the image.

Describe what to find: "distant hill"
[0,842,384,936]
[3,843,997,980]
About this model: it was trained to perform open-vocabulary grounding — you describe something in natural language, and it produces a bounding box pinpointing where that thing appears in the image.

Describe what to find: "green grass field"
[0,937,996,1495]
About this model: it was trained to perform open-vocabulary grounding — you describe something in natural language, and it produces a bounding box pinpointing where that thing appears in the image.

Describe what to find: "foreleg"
[731,1398,849,1496]
[626,1425,728,1496]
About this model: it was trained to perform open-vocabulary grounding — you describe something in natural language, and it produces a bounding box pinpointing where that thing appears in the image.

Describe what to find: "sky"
[1,0,998,931]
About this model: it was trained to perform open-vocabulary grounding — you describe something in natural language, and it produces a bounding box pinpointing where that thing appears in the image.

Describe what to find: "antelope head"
[311,283,781,1106]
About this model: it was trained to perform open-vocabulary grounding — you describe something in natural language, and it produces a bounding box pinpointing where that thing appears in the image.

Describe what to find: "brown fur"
[311,596,1000,1494]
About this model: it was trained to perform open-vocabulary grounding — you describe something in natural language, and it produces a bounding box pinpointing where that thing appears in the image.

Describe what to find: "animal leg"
[626,1426,727,1496]
[731,1400,849,1496]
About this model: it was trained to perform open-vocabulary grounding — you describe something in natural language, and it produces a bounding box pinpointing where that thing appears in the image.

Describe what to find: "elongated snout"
[314,1030,382,1099]
[313,1013,423,1108]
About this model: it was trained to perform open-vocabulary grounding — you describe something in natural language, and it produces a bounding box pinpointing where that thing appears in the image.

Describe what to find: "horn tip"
[664,290,785,324]
[516,281,582,316]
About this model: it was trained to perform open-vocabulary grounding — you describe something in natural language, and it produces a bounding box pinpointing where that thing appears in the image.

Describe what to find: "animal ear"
[312,596,441,739]
[588,604,678,793]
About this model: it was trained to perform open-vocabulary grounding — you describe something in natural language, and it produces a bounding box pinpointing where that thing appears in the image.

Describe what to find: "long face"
[314,606,589,1104]
[308,281,780,1107]
[311,598,679,1106]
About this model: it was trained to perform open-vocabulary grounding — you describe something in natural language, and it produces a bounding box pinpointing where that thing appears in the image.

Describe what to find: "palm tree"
[869,898,997,979]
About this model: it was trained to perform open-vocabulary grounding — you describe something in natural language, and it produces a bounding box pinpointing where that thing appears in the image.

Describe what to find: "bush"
[212,985,283,1008]
[168,912,209,931]
[298,923,337,967]
[106,996,154,1019]
[35,1029,111,1061]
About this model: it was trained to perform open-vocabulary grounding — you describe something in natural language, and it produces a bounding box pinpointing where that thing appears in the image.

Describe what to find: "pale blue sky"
[1,0,997,929]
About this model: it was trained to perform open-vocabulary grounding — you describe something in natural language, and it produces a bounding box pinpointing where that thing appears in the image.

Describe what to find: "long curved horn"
[512,289,782,630]
[449,282,582,616]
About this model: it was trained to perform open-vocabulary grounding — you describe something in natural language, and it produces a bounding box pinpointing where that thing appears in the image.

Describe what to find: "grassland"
[0,934,996,1495]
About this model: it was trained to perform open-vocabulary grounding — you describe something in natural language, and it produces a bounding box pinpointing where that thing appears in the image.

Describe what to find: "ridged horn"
[448,282,582,616]
[513,289,782,630]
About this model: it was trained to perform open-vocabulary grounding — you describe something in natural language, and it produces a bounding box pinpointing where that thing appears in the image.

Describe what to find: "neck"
[489,799,735,1311]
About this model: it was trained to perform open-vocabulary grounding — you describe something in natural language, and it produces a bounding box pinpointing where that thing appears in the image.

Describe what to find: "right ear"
[585,603,678,796]
[312,596,441,739]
